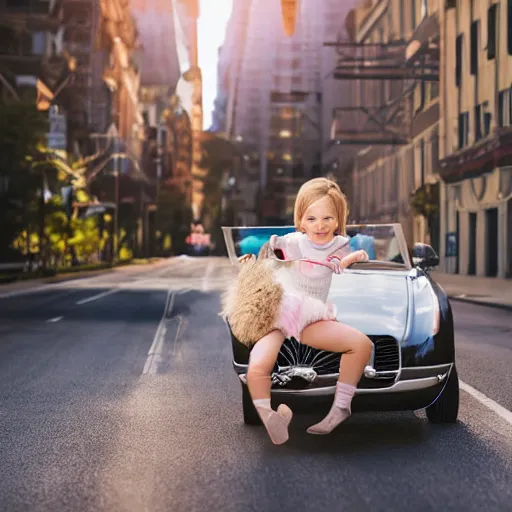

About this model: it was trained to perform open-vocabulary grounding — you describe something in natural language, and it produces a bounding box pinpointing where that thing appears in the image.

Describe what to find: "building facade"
[61,0,109,153]
[0,0,70,106]
[87,0,148,258]
[438,0,512,279]
[320,0,362,204]
[332,0,440,249]
[170,0,202,220]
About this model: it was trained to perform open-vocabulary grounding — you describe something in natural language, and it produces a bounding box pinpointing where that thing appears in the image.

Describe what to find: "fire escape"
[325,8,440,147]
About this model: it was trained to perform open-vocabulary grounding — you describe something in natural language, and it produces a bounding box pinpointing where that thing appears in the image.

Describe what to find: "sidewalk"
[432,271,512,310]
[0,258,168,297]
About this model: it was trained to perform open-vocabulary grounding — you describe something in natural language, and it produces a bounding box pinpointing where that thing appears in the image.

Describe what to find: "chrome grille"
[276,337,340,375]
[371,335,400,372]
[275,335,399,375]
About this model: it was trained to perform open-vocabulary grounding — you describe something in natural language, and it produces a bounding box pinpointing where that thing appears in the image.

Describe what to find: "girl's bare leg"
[300,321,373,435]
[247,330,293,444]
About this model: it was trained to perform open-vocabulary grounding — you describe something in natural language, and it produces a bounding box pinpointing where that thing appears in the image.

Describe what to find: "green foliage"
[0,101,49,257]
[119,246,133,261]
[410,182,440,218]
[11,188,105,266]
[199,135,235,247]
[0,101,48,174]
[156,186,192,255]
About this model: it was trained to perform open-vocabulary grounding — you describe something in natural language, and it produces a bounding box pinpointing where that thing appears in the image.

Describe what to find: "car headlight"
[430,287,440,335]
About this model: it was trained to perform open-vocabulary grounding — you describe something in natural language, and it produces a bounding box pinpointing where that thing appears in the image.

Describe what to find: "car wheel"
[242,384,262,425]
[426,365,459,423]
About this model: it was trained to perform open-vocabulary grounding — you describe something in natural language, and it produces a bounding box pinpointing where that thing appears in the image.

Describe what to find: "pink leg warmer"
[307,381,356,435]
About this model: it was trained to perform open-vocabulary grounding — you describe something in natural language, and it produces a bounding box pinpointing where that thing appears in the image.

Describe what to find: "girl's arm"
[339,250,369,269]
[327,239,369,273]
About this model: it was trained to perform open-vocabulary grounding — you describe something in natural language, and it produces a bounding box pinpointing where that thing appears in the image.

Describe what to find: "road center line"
[172,315,184,355]
[460,379,512,426]
[46,316,63,323]
[201,260,214,291]
[76,288,119,305]
[142,290,174,375]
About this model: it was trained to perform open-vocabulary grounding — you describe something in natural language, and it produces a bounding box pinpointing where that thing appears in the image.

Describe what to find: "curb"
[448,295,512,312]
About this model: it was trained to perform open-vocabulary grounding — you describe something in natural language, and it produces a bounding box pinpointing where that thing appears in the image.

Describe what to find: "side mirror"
[412,243,439,271]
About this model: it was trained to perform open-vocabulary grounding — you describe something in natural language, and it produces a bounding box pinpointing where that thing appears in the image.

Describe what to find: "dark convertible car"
[222,224,459,426]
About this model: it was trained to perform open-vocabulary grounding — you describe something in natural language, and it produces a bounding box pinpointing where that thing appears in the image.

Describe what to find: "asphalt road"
[0,257,511,512]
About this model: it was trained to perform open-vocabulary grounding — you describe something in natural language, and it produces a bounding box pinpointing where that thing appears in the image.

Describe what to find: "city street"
[0,258,511,512]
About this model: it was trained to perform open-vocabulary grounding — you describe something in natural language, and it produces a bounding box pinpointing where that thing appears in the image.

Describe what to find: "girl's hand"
[326,255,342,274]
[238,254,254,264]
[357,250,369,262]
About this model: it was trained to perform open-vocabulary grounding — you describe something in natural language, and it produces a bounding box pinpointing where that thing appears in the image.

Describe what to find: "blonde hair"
[293,177,349,236]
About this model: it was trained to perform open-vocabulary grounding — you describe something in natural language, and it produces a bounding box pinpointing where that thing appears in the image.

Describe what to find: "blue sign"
[445,232,457,257]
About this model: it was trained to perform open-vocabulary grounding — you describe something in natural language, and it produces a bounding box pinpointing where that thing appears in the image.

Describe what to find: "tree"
[410,182,440,253]
[198,134,235,253]
[11,187,106,267]
[0,101,48,260]
[156,186,193,256]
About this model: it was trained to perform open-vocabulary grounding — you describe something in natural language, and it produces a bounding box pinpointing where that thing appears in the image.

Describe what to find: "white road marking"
[460,380,512,426]
[76,288,120,305]
[172,315,184,355]
[201,260,214,291]
[142,290,174,375]
[0,284,59,299]
[46,316,63,323]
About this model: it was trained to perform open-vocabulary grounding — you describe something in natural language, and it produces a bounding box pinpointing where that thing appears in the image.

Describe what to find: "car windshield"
[221,224,412,269]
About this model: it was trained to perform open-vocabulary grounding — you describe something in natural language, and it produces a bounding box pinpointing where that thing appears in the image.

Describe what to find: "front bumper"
[235,362,453,397]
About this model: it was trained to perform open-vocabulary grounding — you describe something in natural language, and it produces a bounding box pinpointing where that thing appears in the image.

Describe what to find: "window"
[430,82,439,100]
[483,102,492,136]
[393,160,399,197]
[484,112,492,135]
[407,148,414,193]
[509,85,512,125]
[470,20,479,75]
[474,104,482,141]
[488,4,497,60]
[456,34,463,87]
[458,112,470,148]
[411,0,417,30]
[498,90,508,127]
[420,139,425,186]
[399,0,405,37]
[32,32,45,55]
[508,0,512,55]
[431,130,439,172]
[6,0,29,7]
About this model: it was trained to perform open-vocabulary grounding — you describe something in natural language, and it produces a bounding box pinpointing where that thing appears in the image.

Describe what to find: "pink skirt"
[273,292,337,340]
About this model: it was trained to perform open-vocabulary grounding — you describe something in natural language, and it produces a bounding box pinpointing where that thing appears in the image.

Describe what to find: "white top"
[270,232,351,303]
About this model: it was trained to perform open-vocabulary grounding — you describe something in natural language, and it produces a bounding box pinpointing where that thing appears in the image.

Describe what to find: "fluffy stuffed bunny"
[221,243,336,347]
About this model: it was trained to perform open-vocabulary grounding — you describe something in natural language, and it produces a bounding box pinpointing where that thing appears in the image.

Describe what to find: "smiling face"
[300,196,338,245]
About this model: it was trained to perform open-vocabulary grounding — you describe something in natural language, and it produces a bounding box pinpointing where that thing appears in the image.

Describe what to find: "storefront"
[439,131,512,279]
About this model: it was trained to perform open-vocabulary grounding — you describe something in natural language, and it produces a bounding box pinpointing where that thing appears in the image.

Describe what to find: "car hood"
[329,271,409,341]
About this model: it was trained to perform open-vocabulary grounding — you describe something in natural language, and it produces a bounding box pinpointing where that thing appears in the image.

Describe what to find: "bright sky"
[198,0,233,130]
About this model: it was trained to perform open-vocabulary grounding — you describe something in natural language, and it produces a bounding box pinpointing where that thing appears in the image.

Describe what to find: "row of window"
[457,86,512,149]
[357,132,439,216]
[455,2,512,86]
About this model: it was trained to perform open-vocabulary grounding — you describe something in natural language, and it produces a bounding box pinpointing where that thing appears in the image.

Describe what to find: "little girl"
[243,177,373,444]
